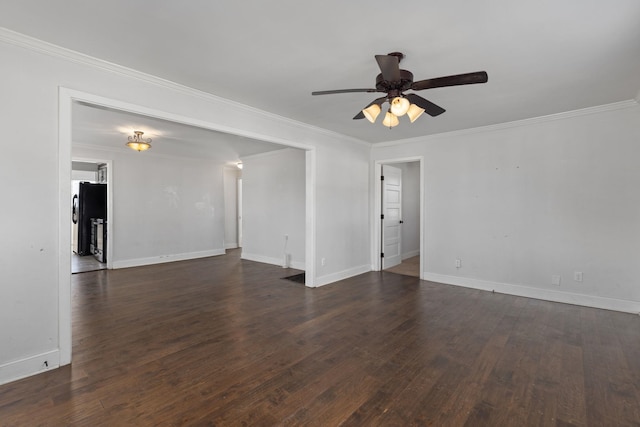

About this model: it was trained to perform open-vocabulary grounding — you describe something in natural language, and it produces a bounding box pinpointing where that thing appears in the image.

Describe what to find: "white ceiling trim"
[374,99,639,148]
[0,26,370,147]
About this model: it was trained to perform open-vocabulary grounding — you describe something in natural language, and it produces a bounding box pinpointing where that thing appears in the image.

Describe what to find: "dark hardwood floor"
[1,250,639,426]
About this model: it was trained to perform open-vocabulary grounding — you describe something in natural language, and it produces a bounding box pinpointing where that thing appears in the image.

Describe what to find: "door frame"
[372,156,424,278]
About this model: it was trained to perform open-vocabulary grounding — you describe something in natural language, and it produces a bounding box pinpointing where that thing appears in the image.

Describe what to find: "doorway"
[58,88,317,367]
[71,160,112,274]
[374,158,423,279]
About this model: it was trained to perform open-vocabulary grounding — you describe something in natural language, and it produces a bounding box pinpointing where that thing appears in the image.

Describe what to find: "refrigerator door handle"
[72,194,78,224]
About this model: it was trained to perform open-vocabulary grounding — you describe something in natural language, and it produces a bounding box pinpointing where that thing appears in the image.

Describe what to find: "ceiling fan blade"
[410,71,488,91]
[406,94,446,117]
[312,88,377,95]
[375,55,401,82]
[353,97,387,119]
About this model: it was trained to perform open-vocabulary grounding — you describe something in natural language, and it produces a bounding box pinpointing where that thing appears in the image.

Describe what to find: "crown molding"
[0,27,369,147]
[7,26,633,151]
[374,99,640,148]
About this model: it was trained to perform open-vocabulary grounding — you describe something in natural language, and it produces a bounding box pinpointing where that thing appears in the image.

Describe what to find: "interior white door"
[382,165,402,269]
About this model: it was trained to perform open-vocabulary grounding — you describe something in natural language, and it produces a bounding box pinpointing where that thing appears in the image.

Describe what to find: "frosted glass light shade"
[126,141,151,152]
[363,104,381,123]
[406,104,425,123]
[382,111,399,128]
[390,97,411,116]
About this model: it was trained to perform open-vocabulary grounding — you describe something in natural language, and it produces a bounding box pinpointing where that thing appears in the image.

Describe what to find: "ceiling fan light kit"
[390,96,411,116]
[363,103,381,123]
[312,52,488,128]
[407,104,425,123]
[382,110,400,128]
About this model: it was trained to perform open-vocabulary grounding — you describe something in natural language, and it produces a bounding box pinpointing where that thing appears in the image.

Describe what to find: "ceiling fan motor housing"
[376,70,414,95]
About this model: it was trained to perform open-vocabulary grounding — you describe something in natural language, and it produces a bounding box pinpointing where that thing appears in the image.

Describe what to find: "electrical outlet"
[552,275,561,286]
[321,258,326,266]
[574,271,583,282]
[455,259,462,268]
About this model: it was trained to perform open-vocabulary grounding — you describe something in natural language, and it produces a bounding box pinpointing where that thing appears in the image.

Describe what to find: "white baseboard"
[0,349,60,386]
[314,264,371,288]
[423,272,640,314]
[112,248,226,269]
[225,242,238,249]
[241,252,305,270]
[402,249,420,260]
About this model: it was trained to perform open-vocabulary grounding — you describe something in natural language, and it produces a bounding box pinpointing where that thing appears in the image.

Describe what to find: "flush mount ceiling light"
[312,52,488,128]
[126,130,152,152]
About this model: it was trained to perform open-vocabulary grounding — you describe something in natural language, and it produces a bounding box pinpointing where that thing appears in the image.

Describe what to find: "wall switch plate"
[574,271,583,282]
[552,275,561,286]
[321,258,326,266]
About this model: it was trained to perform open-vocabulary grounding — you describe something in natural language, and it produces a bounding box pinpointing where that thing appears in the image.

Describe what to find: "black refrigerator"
[73,182,107,257]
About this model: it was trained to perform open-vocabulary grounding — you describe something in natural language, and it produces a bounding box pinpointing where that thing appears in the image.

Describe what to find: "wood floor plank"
[1,249,640,425]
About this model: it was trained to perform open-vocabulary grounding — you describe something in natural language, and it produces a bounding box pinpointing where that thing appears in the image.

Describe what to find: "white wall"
[72,161,98,173]
[73,145,226,267]
[0,29,370,385]
[397,162,420,259]
[71,170,97,181]
[223,167,240,249]
[241,148,306,269]
[372,102,640,313]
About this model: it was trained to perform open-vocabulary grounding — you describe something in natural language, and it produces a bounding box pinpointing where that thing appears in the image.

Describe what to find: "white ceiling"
[72,102,286,162]
[1,0,640,145]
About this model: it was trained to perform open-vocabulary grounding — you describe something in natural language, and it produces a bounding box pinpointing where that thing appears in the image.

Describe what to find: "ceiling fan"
[312,52,488,127]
